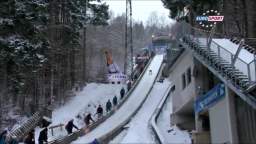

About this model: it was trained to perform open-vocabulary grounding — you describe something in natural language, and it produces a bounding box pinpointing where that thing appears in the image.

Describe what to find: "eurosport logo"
[196,10,224,28]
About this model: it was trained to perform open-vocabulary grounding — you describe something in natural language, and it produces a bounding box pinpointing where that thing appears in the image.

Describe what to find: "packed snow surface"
[51,83,125,126]
[73,55,163,143]
[157,94,191,143]
[35,83,125,143]
[120,80,171,143]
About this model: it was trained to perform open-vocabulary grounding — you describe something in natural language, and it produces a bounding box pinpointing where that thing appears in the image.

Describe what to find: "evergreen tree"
[0,0,49,102]
[0,0,109,129]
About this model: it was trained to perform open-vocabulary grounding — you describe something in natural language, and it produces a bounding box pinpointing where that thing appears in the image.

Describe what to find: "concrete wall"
[209,86,238,144]
[168,50,196,114]
[209,98,229,143]
[171,113,195,130]
[193,59,212,94]
[167,45,239,143]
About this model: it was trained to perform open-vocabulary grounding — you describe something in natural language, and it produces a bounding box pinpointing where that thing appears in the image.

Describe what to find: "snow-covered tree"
[0,0,109,129]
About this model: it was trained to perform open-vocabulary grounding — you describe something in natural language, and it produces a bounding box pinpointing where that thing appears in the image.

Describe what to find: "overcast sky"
[104,0,174,25]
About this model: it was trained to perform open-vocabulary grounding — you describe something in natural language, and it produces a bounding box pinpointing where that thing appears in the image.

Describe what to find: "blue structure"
[194,84,225,114]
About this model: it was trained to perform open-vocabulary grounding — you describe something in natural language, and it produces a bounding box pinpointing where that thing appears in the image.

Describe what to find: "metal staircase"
[182,36,250,89]
[7,112,42,140]
[7,106,52,141]
[230,38,256,54]
[175,21,256,109]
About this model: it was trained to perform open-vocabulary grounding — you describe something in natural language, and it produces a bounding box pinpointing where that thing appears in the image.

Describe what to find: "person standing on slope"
[38,128,48,144]
[120,87,125,99]
[96,105,103,118]
[65,119,79,134]
[84,113,95,126]
[112,96,118,106]
[106,100,112,113]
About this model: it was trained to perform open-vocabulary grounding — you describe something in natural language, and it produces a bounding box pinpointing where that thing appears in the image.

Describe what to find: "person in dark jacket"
[134,74,138,81]
[38,128,47,144]
[96,105,103,118]
[24,130,35,144]
[112,96,118,106]
[84,113,95,126]
[120,88,125,99]
[41,117,51,128]
[65,119,79,134]
[0,130,7,144]
[127,81,132,91]
[106,100,112,112]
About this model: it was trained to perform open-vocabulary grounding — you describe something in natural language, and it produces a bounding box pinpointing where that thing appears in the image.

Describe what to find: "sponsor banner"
[194,84,225,113]
[195,10,224,28]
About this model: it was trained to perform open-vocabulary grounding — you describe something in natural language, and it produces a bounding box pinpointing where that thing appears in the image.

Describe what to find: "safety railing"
[175,21,256,110]
[211,40,256,82]
[176,21,256,89]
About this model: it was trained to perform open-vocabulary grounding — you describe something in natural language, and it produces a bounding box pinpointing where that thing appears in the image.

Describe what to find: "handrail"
[182,39,256,109]
[48,57,154,144]
[97,56,164,144]
[211,40,252,64]
[182,21,256,82]
[177,21,256,108]
[150,85,172,144]
[210,38,255,82]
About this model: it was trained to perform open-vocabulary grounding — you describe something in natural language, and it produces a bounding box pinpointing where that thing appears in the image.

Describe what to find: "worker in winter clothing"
[134,74,138,81]
[41,117,51,128]
[65,119,79,134]
[38,128,48,144]
[84,113,95,126]
[0,130,7,144]
[113,96,118,106]
[120,88,125,99]
[96,105,103,118]
[106,99,112,112]
[24,130,35,144]
[127,81,132,91]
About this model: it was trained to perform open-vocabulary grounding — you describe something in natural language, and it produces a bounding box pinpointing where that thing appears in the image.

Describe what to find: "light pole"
[82,0,88,86]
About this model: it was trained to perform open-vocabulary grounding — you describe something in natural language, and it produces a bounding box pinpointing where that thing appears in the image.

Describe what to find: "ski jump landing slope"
[73,55,164,143]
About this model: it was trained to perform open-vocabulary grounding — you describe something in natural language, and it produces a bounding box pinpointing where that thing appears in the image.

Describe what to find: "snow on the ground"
[120,80,171,143]
[0,107,29,131]
[51,83,125,126]
[35,83,126,143]
[73,55,163,143]
[109,129,127,144]
[157,94,191,143]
